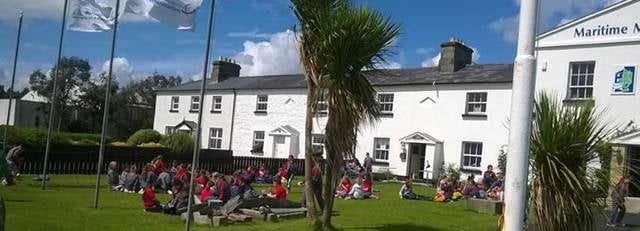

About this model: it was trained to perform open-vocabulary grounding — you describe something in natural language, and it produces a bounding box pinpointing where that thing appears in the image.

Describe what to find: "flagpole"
[186,0,217,229]
[2,11,23,154]
[93,0,121,209]
[41,0,69,191]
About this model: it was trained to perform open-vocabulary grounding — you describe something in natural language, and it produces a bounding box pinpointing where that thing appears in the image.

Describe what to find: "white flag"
[67,0,114,32]
[123,0,151,16]
[148,0,203,31]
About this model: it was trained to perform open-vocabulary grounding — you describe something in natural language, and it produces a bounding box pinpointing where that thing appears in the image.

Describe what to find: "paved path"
[525,210,640,230]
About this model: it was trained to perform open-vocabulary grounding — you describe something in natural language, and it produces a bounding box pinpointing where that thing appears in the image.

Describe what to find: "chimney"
[438,38,474,72]
[210,57,241,83]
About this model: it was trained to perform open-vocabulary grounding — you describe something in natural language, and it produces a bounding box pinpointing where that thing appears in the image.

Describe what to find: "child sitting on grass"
[200,181,214,203]
[362,175,379,199]
[107,161,119,190]
[336,175,352,198]
[400,179,424,200]
[267,177,287,200]
[142,184,164,213]
[346,176,364,200]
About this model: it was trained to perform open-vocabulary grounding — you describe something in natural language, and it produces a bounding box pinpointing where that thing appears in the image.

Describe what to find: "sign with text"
[612,65,636,95]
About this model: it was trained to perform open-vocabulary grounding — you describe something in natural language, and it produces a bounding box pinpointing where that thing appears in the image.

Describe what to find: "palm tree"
[529,92,612,231]
[290,0,400,229]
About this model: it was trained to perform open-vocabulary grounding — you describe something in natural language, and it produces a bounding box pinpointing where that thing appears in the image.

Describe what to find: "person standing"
[608,176,630,227]
[363,152,373,180]
[4,144,24,185]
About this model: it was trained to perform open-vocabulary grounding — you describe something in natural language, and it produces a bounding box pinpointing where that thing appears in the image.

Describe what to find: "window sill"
[210,110,222,114]
[189,110,200,113]
[562,98,594,104]
[169,110,179,113]
[372,161,390,166]
[461,113,487,119]
[251,151,264,155]
[317,111,328,116]
[380,112,394,118]
[254,111,268,115]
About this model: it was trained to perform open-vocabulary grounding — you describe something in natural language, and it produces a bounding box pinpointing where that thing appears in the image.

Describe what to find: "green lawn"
[1,175,498,231]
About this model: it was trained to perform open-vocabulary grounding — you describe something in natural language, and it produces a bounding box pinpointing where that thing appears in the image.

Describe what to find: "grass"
[1,175,499,231]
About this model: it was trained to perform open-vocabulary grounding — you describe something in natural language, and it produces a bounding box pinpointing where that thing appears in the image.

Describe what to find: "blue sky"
[0,0,621,89]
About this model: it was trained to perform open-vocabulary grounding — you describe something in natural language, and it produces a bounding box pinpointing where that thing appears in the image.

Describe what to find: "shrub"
[445,163,461,183]
[497,149,507,174]
[138,142,163,148]
[160,133,193,155]
[110,141,130,147]
[71,139,99,146]
[0,125,108,148]
[127,129,162,146]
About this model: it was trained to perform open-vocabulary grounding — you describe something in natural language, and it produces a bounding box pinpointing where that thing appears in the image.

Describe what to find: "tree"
[291,0,400,229]
[29,57,92,131]
[529,92,612,231]
[0,87,29,99]
[76,73,119,133]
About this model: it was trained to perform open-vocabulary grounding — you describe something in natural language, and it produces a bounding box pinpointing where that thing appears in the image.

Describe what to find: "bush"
[138,142,163,148]
[127,129,162,146]
[70,139,99,146]
[0,125,108,148]
[160,133,193,155]
[497,149,507,174]
[110,141,130,147]
[446,163,461,182]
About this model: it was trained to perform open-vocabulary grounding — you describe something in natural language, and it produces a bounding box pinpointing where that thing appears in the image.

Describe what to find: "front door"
[273,136,287,158]
[408,143,426,179]
[629,146,640,197]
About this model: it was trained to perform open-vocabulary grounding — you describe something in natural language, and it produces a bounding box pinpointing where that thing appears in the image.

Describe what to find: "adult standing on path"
[608,176,631,227]
[363,153,373,180]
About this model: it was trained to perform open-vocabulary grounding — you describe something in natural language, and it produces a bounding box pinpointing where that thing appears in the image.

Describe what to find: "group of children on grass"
[107,155,297,215]
[398,164,505,202]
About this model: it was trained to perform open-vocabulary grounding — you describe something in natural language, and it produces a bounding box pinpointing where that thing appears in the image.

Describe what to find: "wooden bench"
[466,198,503,215]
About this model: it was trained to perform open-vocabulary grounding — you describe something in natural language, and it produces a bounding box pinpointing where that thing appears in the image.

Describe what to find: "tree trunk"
[304,84,319,226]
[320,150,342,231]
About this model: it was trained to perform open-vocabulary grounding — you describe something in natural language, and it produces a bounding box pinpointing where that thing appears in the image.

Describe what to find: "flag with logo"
[147,0,203,31]
[67,0,114,32]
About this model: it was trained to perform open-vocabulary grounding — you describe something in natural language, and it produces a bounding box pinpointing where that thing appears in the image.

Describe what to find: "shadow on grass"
[351,223,444,231]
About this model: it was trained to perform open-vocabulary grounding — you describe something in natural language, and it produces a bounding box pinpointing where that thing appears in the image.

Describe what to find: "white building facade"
[535,0,640,197]
[0,90,48,127]
[155,40,513,180]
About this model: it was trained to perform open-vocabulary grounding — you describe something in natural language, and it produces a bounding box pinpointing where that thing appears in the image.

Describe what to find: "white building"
[535,0,640,197]
[155,40,513,180]
[0,90,48,127]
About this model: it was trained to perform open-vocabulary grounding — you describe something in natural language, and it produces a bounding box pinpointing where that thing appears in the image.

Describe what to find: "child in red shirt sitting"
[267,177,287,200]
[362,175,379,199]
[335,176,351,198]
[200,181,214,203]
[142,185,164,213]
[196,170,209,186]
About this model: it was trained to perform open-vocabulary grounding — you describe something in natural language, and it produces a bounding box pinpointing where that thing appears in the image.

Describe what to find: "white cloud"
[420,47,480,68]
[0,0,152,24]
[228,30,274,39]
[100,57,135,84]
[232,30,301,77]
[491,0,624,43]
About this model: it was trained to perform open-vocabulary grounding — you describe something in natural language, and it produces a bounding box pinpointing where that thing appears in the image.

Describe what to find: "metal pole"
[93,0,121,209]
[42,0,69,190]
[186,0,217,229]
[2,11,23,153]
[503,0,538,230]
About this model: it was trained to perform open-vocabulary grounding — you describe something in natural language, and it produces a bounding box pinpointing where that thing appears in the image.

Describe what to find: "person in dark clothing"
[482,165,497,188]
[302,158,324,209]
[608,176,631,227]
[363,152,373,181]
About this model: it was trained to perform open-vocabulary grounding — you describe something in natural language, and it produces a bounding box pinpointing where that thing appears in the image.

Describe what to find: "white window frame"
[461,142,483,169]
[378,94,394,114]
[256,95,268,113]
[190,96,200,112]
[312,134,325,155]
[252,131,265,153]
[170,96,179,111]
[165,126,174,135]
[373,137,390,161]
[208,128,223,149]
[317,93,328,114]
[465,92,488,114]
[211,96,222,112]
[567,62,595,100]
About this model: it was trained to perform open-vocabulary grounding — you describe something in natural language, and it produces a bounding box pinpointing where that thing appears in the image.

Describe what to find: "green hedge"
[160,132,193,155]
[0,126,109,148]
[127,129,162,145]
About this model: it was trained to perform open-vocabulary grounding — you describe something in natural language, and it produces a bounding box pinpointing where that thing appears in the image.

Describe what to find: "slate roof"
[157,63,513,92]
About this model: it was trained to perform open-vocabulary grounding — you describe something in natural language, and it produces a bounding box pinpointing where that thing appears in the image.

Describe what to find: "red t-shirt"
[217,179,226,200]
[176,166,186,179]
[274,185,287,199]
[363,180,372,193]
[278,167,287,179]
[197,176,208,185]
[153,160,166,176]
[201,187,213,202]
[143,187,157,208]
[339,181,351,193]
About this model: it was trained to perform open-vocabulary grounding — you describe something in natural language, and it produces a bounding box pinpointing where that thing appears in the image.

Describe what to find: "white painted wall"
[0,99,17,126]
[0,99,46,127]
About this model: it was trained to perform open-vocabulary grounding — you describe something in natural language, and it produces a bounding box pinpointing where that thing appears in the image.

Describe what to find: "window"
[465,92,487,114]
[211,96,222,112]
[170,96,179,111]
[190,96,200,112]
[252,131,265,153]
[208,128,223,149]
[165,126,174,135]
[378,94,394,114]
[312,134,325,154]
[256,95,268,113]
[317,93,328,114]
[461,142,483,168]
[373,138,390,161]
[568,62,595,99]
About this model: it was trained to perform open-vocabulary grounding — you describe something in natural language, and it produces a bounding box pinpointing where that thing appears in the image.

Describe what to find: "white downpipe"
[503,0,538,230]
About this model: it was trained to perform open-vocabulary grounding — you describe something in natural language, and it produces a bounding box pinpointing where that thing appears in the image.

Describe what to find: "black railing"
[19,145,306,176]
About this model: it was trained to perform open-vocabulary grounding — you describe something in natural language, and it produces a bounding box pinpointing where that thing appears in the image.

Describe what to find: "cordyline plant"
[290,0,400,230]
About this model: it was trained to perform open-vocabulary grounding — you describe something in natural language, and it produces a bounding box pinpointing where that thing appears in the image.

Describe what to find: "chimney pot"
[438,38,474,72]
[210,59,241,83]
